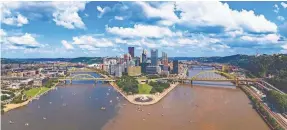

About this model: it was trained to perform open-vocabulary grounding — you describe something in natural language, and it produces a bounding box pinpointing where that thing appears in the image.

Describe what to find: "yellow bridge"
[152,70,260,86]
[58,74,115,84]
[61,70,260,86]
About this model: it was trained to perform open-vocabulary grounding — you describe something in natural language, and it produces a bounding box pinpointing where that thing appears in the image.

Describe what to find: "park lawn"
[138,84,152,94]
[24,87,50,98]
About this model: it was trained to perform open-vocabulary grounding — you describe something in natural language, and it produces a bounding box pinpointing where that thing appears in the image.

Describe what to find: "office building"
[151,49,158,66]
[173,60,179,74]
[114,64,123,77]
[109,64,115,75]
[127,66,141,76]
[128,47,135,58]
[142,49,148,63]
[140,62,149,74]
[134,57,140,66]
[146,66,161,74]
[162,51,168,65]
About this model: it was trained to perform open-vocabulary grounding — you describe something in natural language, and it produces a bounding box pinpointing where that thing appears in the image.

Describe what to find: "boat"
[101,107,106,110]
[43,117,46,120]
[9,120,14,124]
[110,100,112,103]
[25,123,29,126]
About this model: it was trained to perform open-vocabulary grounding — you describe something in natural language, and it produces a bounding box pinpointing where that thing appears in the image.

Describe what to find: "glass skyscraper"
[173,60,179,74]
[151,49,158,66]
[128,47,134,58]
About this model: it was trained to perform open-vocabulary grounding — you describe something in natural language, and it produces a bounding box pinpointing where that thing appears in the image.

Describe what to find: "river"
[1,69,269,130]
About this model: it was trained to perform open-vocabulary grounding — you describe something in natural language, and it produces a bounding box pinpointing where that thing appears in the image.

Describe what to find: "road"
[243,86,287,129]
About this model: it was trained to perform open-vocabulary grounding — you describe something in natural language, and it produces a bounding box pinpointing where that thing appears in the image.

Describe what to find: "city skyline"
[1,1,287,58]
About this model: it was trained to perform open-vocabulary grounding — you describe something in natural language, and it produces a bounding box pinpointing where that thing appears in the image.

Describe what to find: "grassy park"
[24,87,50,98]
[138,84,152,94]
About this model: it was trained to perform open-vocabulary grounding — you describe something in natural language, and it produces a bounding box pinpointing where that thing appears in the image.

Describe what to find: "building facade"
[162,51,168,65]
[151,49,158,66]
[128,47,135,58]
[127,66,141,76]
[114,64,123,77]
[146,66,161,75]
[173,60,179,74]
[142,49,147,63]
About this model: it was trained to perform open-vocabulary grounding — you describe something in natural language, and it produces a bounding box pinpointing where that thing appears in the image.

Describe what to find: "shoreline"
[110,82,179,105]
[3,81,59,112]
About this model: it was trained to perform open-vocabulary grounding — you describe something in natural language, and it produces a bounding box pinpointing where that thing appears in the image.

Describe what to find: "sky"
[1,1,287,58]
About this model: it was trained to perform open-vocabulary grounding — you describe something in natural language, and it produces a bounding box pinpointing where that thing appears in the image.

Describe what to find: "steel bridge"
[68,67,97,73]
[153,70,260,86]
[58,74,115,84]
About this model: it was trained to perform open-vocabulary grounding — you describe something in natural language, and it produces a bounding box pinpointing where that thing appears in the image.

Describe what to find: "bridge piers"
[190,80,193,87]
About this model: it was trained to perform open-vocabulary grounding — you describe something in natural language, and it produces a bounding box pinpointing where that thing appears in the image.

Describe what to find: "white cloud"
[6,33,41,48]
[114,16,124,20]
[136,1,277,33]
[106,24,174,38]
[240,34,280,43]
[63,35,114,51]
[0,29,7,37]
[277,16,285,21]
[281,2,287,8]
[1,1,87,29]
[115,38,127,44]
[52,2,87,29]
[97,6,111,18]
[61,40,74,50]
[282,44,287,50]
[1,2,29,27]
[274,4,279,13]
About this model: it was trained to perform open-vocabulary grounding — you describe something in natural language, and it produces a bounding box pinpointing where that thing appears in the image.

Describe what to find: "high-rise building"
[124,53,131,62]
[115,64,123,77]
[142,49,148,63]
[162,51,168,65]
[128,47,135,58]
[151,49,158,66]
[173,60,179,74]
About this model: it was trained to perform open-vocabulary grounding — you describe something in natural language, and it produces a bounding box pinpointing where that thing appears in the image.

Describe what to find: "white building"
[9,83,21,89]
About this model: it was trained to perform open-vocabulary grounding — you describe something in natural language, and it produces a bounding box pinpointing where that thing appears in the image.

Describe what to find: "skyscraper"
[142,49,147,63]
[151,49,158,66]
[173,60,179,74]
[128,47,134,58]
[162,51,168,65]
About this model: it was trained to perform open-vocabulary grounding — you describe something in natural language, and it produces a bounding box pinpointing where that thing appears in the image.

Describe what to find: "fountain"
[134,95,153,102]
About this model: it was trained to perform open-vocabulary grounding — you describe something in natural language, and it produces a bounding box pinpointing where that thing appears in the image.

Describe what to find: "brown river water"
[1,69,269,130]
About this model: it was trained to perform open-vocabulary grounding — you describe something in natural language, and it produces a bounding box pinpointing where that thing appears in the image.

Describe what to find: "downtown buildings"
[100,46,182,77]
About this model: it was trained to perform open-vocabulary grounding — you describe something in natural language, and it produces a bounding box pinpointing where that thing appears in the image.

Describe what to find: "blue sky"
[1,1,287,58]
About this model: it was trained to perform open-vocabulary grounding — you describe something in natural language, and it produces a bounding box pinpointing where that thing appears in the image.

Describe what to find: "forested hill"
[197,54,287,92]
[1,57,103,64]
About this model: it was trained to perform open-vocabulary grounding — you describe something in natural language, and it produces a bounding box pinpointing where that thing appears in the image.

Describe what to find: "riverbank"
[3,81,59,112]
[240,85,286,130]
[110,82,179,105]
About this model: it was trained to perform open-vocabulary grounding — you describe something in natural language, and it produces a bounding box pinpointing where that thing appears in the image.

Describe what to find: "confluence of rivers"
[1,68,269,130]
